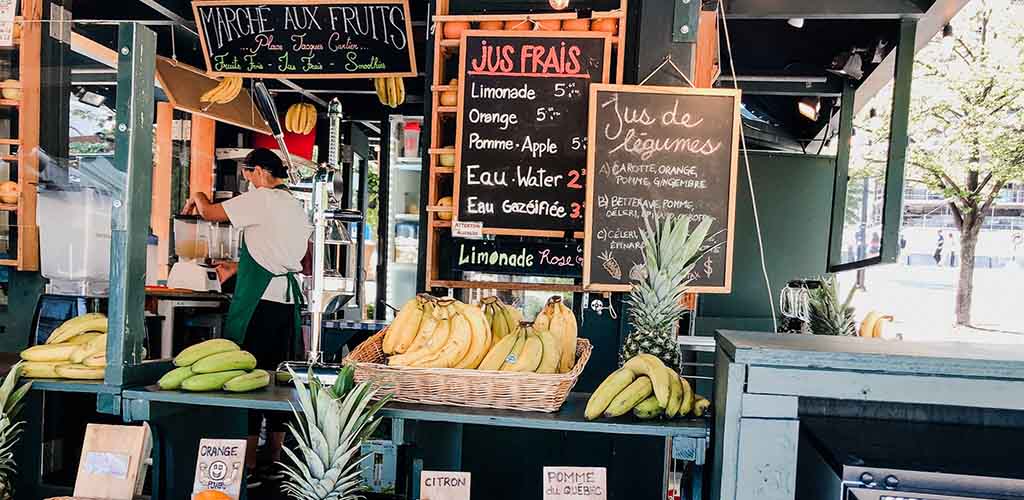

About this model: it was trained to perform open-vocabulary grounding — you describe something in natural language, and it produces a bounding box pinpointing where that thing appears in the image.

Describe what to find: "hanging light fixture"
[787,18,805,29]
[943,24,954,38]
[549,0,570,10]
[827,51,864,80]
[798,96,821,121]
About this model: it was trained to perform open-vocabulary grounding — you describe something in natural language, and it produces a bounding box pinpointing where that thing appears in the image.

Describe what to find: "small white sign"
[420,470,471,500]
[543,467,607,500]
[0,0,16,47]
[192,439,247,500]
[83,451,130,479]
[452,221,483,239]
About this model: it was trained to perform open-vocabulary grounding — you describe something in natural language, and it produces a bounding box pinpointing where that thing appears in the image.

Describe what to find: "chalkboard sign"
[453,31,611,237]
[584,85,741,293]
[449,238,583,278]
[191,0,417,79]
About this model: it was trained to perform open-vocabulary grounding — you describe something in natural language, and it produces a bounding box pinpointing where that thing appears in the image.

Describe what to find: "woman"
[184,148,312,488]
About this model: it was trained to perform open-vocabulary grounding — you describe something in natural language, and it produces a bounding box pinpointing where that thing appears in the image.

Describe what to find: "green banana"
[181,370,248,392]
[191,350,257,374]
[158,366,195,390]
[174,339,240,367]
[223,370,271,392]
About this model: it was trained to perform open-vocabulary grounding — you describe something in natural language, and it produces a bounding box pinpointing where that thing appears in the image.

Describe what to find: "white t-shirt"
[222,187,312,303]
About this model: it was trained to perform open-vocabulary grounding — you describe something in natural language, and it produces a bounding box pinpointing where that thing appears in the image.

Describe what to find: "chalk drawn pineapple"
[599,251,622,280]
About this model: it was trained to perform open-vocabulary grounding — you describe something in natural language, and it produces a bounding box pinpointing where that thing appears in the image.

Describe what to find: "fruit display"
[384,296,492,369]
[159,339,270,393]
[619,215,713,367]
[20,313,110,380]
[374,77,406,108]
[199,76,243,105]
[479,20,504,30]
[585,354,707,420]
[285,102,317,135]
[533,296,578,373]
[439,80,458,106]
[479,296,522,341]
[859,311,894,338]
[0,181,17,204]
[591,18,619,34]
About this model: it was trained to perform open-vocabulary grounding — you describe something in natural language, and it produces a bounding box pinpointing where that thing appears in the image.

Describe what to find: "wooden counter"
[712,330,1024,500]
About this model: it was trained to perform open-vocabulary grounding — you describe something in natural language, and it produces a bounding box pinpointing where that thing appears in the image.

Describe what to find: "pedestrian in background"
[934,229,945,266]
[947,231,958,267]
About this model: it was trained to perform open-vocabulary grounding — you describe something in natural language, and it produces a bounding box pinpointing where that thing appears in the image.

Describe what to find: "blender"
[167,215,229,292]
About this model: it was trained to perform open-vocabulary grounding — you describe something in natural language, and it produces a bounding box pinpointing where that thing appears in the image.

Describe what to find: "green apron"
[223,186,304,354]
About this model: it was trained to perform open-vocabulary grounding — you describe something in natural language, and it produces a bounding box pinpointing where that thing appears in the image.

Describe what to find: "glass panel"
[837,65,896,266]
[384,115,422,317]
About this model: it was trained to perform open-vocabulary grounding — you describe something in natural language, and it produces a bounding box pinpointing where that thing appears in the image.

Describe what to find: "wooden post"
[153,102,174,281]
[14,0,41,271]
[190,114,216,197]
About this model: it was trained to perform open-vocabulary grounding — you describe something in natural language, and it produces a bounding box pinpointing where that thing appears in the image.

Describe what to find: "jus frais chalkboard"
[584,85,741,293]
[191,0,416,78]
[453,31,611,237]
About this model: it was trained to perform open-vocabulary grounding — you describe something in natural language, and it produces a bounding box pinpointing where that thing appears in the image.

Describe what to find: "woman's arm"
[183,192,229,222]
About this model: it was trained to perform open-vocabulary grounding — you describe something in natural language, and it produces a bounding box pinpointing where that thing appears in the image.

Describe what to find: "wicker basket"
[345,329,593,413]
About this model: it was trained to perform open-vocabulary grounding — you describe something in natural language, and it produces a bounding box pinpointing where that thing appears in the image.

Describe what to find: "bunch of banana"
[858,311,895,338]
[533,296,578,373]
[479,296,523,342]
[584,354,706,421]
[386,296,492,369]
[374,77,405,108]
[199,76,243,105]
[285,102,317,135]
[21,313,111,380]
[478,322,560,373]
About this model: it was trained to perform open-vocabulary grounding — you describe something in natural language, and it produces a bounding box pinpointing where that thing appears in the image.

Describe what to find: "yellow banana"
[872,315,894,338]
[218,77,242,104]
[63,331,103,345]
[285,104,298,134]
[679,376,694,417]
[413,309,472,368]
[693,395,710,417]
[303,103,317,135]
[199,80,223,103]
[83,353,106,368]
[535,328,561,374]
[622,354,672,407]
[46,313,108,344]
[501,330,542,372]
[632,396,663,419]
[386,77,398,108]
[604,376,654,417]
[374,77,387,106]
[21,361,65,378]
[585,368,637,420]
[70,335,105,364]
[56,364,105,380]
[665,367,683,417]
[384,295,426,354]
[395,77,405,106]
[453,302,492,369]
[859,311,882,338]
[477,329,520,371]
[388,301,452,367]
[21,344,78,362]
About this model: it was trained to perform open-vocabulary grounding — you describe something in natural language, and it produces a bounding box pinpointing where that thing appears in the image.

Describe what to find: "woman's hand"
[182,192,229,222]
[213,260,239,283]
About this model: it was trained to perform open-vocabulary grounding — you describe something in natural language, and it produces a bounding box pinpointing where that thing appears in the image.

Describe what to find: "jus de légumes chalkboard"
[453,31,611,237]
[192,0,417,79]
[584,85,741,294]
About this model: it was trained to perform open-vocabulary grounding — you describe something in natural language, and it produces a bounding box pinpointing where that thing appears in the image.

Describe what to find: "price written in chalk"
[543,466,606,500]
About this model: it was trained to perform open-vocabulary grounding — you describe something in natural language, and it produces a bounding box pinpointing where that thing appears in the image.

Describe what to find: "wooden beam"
[16,0,42,271]
[189,115,215,197]
[694,10,720,88]
[153,102,173,281]
[70,31,117,69]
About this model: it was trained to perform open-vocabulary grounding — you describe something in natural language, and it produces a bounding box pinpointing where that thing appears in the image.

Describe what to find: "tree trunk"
[955,223,982,326]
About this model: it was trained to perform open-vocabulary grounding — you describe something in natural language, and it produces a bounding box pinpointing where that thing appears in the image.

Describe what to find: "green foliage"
[808,276,857,336]
[0,364,31,498]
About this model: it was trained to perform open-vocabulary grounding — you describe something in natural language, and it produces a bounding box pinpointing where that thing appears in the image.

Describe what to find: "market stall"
[0,0,989,500]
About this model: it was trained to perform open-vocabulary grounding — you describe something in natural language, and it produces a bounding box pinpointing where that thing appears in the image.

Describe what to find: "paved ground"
[837,262,1024,344]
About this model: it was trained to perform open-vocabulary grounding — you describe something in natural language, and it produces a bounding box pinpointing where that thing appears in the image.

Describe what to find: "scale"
[247,86,353,385]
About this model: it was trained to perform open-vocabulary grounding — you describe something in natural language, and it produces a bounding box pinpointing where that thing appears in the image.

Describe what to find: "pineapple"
[619,214,714,368]
[280,366,391,500]
[808,275,857,336]
[0,364,32,500]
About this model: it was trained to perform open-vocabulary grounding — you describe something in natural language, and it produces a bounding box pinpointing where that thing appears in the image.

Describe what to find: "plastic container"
[403,121,421,158]
[37,188,112,295]
[146,233,159,286]
[208,221,239,261]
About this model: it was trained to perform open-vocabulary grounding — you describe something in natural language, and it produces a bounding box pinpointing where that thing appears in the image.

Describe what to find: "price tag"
[543,466,606,500]
[420,471,471,500]
[192,439,247,500]
[452,221,484,239]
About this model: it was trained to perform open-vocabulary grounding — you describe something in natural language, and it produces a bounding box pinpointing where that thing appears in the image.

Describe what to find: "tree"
[854,0,1024,326]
